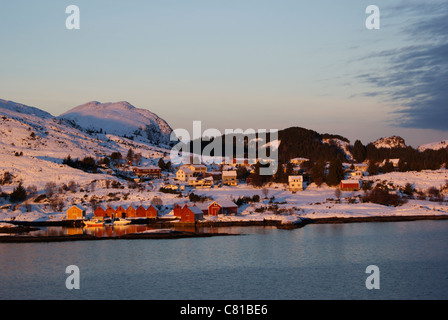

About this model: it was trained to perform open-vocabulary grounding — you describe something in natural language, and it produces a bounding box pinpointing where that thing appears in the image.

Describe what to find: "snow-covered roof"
[187,206,204,215]
[209,200,237,208]
[341,179,360,184]
[69,204,85,211]
[222,170,237,177]
[288,175,303,182]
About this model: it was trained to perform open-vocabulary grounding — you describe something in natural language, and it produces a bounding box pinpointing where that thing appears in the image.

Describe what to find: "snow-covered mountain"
[372,136,406,149]
[418,140,448,152]
[58,101,173,147]
[0,99,172,188]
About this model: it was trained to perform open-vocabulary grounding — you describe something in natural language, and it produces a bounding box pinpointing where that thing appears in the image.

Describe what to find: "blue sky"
[1,0,447,147]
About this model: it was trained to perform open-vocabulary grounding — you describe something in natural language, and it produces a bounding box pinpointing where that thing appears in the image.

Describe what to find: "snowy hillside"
[0,99,172,189]
[58,101,173,147]
[418,140,448,152]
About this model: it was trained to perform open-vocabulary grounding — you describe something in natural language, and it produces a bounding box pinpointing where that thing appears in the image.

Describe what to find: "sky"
[0,0,447,147]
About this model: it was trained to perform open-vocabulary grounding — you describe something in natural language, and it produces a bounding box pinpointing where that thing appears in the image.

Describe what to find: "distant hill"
[418,140,448,152]
[187,126,353,163]
[58,101,173,147]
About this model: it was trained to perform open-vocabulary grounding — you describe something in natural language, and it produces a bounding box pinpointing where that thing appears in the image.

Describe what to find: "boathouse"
[94,206,106,218]
[66,205,86,220]
[126,205,136,218]
[181,205,204,223]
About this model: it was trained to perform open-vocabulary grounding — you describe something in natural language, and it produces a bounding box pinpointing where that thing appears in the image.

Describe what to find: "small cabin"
[340,180,361,191]
[66,205,86,220]
[208,200,238,216]
[105,206,117,218]
[288,175,303,192]
[136,205,148,218]
[116,206,127,219]
[146,205,158,219]
[126,205,136,218]
[173,204,183,217]
[94,206,106,218]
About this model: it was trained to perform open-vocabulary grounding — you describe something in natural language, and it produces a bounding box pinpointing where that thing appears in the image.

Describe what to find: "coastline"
[1,213,448,243]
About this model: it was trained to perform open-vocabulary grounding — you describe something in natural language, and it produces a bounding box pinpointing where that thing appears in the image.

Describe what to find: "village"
[59,152,448,228]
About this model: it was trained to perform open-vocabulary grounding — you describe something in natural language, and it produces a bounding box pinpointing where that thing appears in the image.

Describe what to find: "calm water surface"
[1,220,448,300]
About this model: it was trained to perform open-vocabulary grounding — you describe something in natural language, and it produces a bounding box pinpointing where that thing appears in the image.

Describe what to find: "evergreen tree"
[311,161,326,187]
[158,158,166,170]
[367,161,379,175]
[327,158,344,186]
[10,183,27,202]
[382,159,394,173]
[126,148,134,163]
[352,140,366,163]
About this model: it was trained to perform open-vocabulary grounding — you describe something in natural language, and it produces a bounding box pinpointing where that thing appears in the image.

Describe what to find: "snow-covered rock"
[373,136,406,149]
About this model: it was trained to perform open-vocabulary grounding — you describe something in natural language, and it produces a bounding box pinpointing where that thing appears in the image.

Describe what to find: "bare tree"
[261,187,269,199]
[26,185,38,198]
[68,180,77,193]
[151,196,163,209]
[335,187,342,200]
[45,182,57,198]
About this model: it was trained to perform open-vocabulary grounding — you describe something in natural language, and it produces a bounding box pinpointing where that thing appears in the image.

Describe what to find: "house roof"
[178,168,194,174]
[70,205,85,211]
[209,200,237,208]
[186,205,204,215]
[341,179,360,184]
[288,175,303,182]
[222,170,237,177]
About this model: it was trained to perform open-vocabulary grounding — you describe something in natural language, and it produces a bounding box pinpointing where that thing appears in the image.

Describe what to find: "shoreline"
[1,214,448,243]
[0,230,239,243]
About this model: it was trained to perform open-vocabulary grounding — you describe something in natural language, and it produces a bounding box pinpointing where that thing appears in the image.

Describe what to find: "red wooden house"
[173,204,183,217]
[126,205,136,218]
[208,200,238,216]
[94,206,106,218]
[135,205,158,218]
[146,205,158,218]
[181,205,204,223]
[340,180,361,191]
[105,206,117,218]
[116,205,127,218]
[136,205,148,218]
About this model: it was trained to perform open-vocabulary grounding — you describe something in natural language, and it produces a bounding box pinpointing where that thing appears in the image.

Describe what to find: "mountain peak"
[58,100,173,146]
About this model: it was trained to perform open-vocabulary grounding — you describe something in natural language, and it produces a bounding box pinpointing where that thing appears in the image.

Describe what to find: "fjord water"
[1,220,447,300]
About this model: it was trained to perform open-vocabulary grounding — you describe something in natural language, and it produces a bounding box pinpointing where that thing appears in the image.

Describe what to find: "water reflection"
[28,225,160,237]
[26,223,233,238]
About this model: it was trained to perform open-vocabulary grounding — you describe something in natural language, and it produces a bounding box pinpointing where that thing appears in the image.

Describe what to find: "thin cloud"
[358,1,448,130]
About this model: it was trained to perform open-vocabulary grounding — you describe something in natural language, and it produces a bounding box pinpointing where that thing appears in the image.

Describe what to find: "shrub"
[363,186,406,207]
